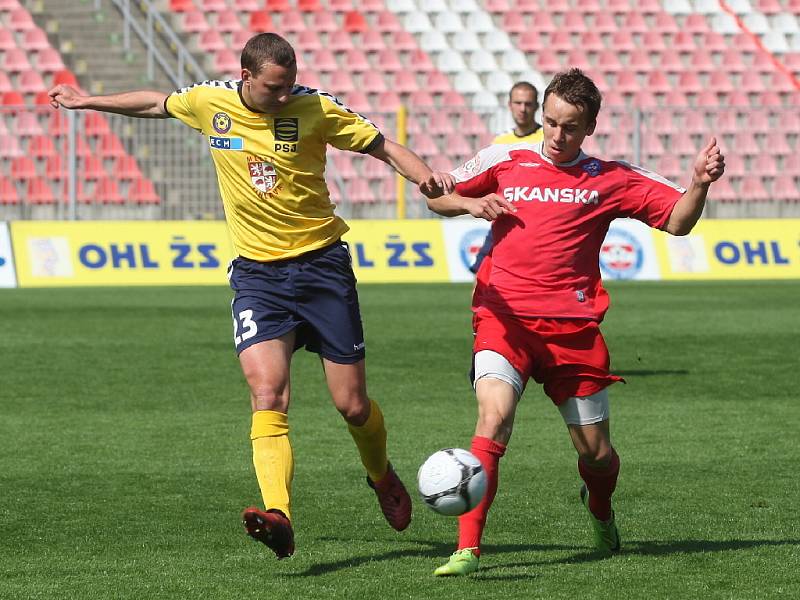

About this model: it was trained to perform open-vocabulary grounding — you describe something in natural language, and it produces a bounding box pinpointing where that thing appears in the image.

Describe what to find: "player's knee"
[335,394,371,425]
[579,446,614,468]
[249,385,289,412]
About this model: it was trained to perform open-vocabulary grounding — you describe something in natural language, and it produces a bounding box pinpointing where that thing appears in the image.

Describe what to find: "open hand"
[467,193,517,221]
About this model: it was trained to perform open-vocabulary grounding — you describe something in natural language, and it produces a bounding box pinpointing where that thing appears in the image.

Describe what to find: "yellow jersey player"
[48,32,454,559]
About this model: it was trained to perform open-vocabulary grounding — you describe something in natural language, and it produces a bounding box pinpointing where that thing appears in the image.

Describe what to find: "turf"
[1,281,798,599]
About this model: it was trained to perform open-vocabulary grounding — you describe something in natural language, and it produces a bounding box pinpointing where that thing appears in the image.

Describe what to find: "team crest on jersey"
[248,157,277,193]
[582,158,602,177]
[212,112,232,134]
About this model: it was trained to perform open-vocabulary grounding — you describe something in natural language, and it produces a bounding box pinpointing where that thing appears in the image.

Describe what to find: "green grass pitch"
[1,281,798,599]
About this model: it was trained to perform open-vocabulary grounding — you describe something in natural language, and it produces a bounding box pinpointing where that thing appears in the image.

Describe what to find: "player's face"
[541,93,596,163]
[508,88,538,129]
[242,62,297,113]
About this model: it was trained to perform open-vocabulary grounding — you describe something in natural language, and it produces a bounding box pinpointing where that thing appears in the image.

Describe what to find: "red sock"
[457,436,507,555]
[578,449,620,522]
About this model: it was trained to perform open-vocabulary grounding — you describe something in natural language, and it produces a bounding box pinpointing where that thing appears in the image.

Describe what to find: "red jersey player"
[426,69,725,576]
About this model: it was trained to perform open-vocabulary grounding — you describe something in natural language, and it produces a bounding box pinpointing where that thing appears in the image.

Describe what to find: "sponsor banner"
[343,220,449,282]
[600,218,661,281]
[11,221,236,287]
[0,222,17,288]
[654,219,800,280]
[442,219,490,283]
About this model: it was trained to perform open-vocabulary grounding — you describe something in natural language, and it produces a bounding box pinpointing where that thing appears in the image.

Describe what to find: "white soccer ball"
[417,448,487,516]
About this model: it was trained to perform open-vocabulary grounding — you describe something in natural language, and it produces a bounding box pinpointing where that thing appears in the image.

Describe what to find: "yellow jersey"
[165,80,382,261]
[491,126,543,145]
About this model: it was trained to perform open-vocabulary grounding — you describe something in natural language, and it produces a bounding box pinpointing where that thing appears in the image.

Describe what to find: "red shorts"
[472,309,624,405]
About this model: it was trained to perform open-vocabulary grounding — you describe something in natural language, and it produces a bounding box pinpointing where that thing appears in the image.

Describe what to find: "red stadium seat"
[0,176,19,205]
[376,48,404,73]
[683,13,710,33]
[22,27,50,50]
[344,179,373,203]
[375,10,401,33]
[52,70,79,87]
[94,177,124,204]
[700,32,727,52]
[656,154,683,182]
[579,31,605,52]
[562,11,587,33]
[199,0,227,10]
[213,49,240,75]
[129,177,160,204]
[28,135,57,159]
[343,48,370,72]
[216,12,242,33]
[17,70,45,94]
[26,177,56,205]
[763,131,793,157]
[707,176,737,202]
[646,71,671,94]
[392,71,419,94]
[311,11,338,33]
[408,90,435,108]
[628,49,653,74]
[298,0,321,11]
[328,71,356,95]
[0,27,15,51]
[411,133,438,157]
[265,0,291,11]
[677,72,703,94]
[501,12,526,34]
[82,156,108,180]
[169,0,195,11]
[739,175,770,201]
[181,11,209,33]
[97,133,127,159]
[45,155,68,180]
[3,48,31,72]
[440,90,466,107]
[341,90,372,113]
[653,12,679,34]
[664,90,690,107]
[0,136,23,159]
[197,30,226,52]
[426,71,452,94]
[8,8,36,31]
[593,12,617,34]
[772,175,800,201]
[10,156,37,181]
[343,10,368,32]
[376,91,402,110]
[659,49,684,73]
[280,12,306,33]
[14,112,43,136]
[248,10,274,31]
[751,154,778,177]
[311,49,338,72]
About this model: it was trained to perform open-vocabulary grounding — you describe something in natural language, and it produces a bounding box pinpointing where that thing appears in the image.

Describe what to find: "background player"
[48,32,454,560]
[426,68,725,576]
[471,82,543,277]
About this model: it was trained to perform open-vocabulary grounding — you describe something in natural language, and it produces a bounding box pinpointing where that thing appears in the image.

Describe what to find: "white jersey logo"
[502,186,600,205]
[248,158,277,193]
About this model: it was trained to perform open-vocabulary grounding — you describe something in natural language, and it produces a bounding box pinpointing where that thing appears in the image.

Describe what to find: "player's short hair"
[241,33,296,74]
[509,81,538,102]
[543,68,602,124]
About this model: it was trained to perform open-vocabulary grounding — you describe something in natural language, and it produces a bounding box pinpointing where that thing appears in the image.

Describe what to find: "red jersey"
[453,142,684,320]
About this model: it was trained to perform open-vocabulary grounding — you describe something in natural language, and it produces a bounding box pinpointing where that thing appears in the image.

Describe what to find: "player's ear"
[241,68,252,85]
[585,119,596,137]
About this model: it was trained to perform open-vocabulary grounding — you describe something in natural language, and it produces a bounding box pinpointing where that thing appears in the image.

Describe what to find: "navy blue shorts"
[228,241,365,363]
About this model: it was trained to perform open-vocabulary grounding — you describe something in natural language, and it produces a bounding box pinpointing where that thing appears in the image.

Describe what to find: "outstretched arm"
[664,136,725,236]
[368,137,455,198]
[48,84,170,119]
[427,192,517,220]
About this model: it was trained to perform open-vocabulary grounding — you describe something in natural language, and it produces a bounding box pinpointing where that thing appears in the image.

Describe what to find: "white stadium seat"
[403,12,433,33]
[710,13,740,34]
[725,0,752,14]
[761,30,790,53]
[465,12,494,33]
[483,30,513,53]
[691,0,721,14]
[471,89,500,108]
[469,49,498,73]
[453,70,483,93]
[423,0,450,14]
[436,48,467,72]
[451,30,481,52]
[433,11,465,33]
[486,70,514,94]
[772,13,799,34]
[662,0,692,14]
[448,0,480,15]
[419,30,449,52]
[500,49,530,73]
[742,13,770,34]
[386,0,416,13]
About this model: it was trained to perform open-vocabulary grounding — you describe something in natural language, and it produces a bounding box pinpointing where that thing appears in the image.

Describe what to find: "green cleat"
[433,548,479,577]
[580,484,620,555]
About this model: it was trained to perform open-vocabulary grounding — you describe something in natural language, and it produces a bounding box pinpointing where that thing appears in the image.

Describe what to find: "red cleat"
[367,464,412,531]
[241,507,295,559]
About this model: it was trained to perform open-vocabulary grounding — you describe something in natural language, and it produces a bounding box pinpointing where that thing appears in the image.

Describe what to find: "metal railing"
[1,105,798,221]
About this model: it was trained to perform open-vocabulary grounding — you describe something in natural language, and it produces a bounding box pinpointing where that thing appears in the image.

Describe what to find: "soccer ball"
[417,448,487,516]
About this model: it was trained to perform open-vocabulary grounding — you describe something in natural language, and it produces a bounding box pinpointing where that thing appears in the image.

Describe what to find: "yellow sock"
[347,399,389,483]
[251,410,294,521]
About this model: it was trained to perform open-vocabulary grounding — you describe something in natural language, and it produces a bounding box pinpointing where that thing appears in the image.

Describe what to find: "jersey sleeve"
[617,162,685,230]
[319,93,382,153]
[451,145,504,198]
[164,84,204,132]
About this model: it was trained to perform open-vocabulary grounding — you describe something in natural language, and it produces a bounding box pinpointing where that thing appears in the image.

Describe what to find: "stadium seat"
[344,178,373,203]
[10,155,37,181]
[407,90,435,107]
[391,71,419,94]
[197,30,226,52]
[341,90,372,113]
[17,70,45,94]
[14,111,44,136]
[3,48,30,72]
[376,10,403,33]
[311,11,338,33]
[212,49,239,75]
[739,175,770,201]
[425,71,452,93]
[751,154,778,177]
[248,10,274,31]
[94,177,124,204]
[410,133,438,157]
[343,49,370,73]
[377,48,404,74]
[440,90,466,107]
[707,176,737,202]
[8,7,36,31]
[408,49,435,74]
[328,71,356,95]
[771,175,800,201]
[28,135,57,159]
[362,71,388,93]
[403,12,432,33]
[592,12,617,34]
[280,12,307,33]
[26,177,58,205]
[723,153,746,177]
[465,12,494,33]
[215,12,243,33]
[114,155,144,181]
[454,71,483,94]
[200,0,227,11]
[763,131,792,156]
[0,176,19,205]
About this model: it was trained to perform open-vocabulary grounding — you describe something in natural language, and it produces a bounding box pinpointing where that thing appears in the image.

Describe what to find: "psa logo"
[274,117,299,152]
[0,255,5,267]
[599,228,642,280]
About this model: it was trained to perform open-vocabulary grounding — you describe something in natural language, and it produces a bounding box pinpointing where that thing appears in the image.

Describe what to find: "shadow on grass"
[287,537,800,579]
